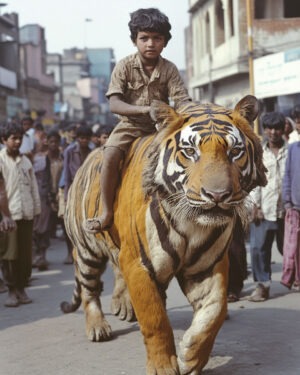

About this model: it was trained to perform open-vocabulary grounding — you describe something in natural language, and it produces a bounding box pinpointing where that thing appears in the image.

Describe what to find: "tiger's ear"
[234,95,259,123]
[150,100,184,131]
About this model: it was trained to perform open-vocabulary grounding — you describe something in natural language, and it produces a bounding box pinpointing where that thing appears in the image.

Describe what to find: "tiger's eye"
[230,148,241,157]
[185,148,195,156]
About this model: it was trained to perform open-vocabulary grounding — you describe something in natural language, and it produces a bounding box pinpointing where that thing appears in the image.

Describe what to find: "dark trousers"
[228,218,248,296]
[1,220,33,289]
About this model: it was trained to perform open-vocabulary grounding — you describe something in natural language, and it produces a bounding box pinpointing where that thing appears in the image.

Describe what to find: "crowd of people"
[0,117,113,307]
[228,105,300,303]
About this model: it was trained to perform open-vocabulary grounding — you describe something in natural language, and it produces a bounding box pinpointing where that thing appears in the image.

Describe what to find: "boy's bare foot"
[84,213,113,233]
[63,254,73,265]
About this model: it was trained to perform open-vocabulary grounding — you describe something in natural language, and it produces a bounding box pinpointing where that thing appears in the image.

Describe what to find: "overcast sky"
[4,0,190,69]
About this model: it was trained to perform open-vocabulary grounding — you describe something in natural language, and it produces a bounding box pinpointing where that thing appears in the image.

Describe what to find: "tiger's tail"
[60,276,82,313]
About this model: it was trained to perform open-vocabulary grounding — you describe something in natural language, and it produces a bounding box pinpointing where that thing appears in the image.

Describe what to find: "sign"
[254,47,300,99]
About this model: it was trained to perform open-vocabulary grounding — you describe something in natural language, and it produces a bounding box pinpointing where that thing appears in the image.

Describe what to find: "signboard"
[254,47,300,99]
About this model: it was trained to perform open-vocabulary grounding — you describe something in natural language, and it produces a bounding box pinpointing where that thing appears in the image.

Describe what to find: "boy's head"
[75,125,92,149]
[94,125,113,147]
[1,123,24,141]
[1,123,24,155]
[129,8,172,46]
[21,116,33,132]
[261,112,285,143]
[261,112,285,131]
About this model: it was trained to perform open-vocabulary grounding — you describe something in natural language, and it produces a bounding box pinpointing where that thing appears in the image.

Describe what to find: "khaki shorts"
[105,120,156,153]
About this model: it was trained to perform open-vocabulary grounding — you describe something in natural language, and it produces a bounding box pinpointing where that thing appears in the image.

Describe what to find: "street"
[0,237,300,375]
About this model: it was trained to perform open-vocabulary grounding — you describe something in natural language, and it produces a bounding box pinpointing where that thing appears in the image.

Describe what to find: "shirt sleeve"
[106,60,128,99]
[167,63,192,107]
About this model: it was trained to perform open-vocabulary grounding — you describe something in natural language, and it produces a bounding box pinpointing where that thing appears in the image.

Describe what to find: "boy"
[0,123,41,307]
[248,112,288,302]
[85,8,191,233]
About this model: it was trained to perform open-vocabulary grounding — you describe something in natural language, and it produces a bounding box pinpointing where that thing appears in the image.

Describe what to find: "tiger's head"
[143,95,267,227]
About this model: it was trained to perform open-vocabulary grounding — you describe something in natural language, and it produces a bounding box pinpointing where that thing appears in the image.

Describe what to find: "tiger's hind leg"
[76,246,112,342]
[110,262,136,322]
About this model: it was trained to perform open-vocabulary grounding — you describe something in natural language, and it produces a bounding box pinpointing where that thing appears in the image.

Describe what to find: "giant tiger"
[61,95,267,374]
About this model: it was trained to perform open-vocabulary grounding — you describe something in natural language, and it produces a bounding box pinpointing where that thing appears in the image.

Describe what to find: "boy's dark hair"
[95,125,113,137]
[34,122,44,131]
[291,104,300,120]
[21,116,33,125]
[75,125,92,138]
[261,112,285,131]
[129,8,172,45]
[47,129,61,141]
[1,123,24,140]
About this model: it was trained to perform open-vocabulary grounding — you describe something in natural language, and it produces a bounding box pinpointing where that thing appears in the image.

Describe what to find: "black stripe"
[137,230,156,280]
[186,225,227,267]
[150,195,180,270]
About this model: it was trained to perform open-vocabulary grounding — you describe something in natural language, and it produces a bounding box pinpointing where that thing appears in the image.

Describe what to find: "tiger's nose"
[201,188,232,203]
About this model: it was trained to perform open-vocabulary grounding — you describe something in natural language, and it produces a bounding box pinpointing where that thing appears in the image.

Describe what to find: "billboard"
[254,47,300,99]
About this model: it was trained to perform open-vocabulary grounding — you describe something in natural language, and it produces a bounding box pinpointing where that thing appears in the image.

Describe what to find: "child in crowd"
[85,7,191,233]
[92,125,113,149]
[281,140,300,290]
[0,123,40,307]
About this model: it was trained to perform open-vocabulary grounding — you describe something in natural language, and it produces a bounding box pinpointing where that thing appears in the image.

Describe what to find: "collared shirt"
[106,53,191,127]
[250,141,288,221]
[0,148,41,220]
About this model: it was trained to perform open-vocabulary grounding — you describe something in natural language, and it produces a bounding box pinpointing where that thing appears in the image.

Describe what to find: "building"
[187,0,300,115]
[0,11,21,121]
[18,24,56,124]
[47,47,117,125]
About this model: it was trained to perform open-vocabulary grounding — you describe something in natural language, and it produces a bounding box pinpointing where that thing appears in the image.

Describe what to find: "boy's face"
[134,31,165,62]
[264,126,284,144]
[77,135,90,149]
[4,133,23,155]
[99,133,109,146]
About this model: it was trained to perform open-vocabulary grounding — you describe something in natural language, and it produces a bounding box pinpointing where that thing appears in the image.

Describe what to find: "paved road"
[0,237,299,375]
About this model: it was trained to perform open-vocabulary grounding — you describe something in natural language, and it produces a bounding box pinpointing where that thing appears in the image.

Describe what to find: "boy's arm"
[0,173,16,232]
[167,64,192,107]
[109,94,150,116]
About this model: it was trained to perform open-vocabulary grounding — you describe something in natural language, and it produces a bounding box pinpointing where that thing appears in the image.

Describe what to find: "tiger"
[61,95,267,375]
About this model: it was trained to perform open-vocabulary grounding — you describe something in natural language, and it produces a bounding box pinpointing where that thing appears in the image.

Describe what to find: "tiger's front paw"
[146,355,179,375]
[85,302,112,341]
[86,317,112,342]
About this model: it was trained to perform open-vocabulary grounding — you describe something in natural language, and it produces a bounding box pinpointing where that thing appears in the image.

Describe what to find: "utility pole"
[246,0,259,134]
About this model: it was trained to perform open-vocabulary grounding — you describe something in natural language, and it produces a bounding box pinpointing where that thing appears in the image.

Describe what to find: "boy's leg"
[1,260,19,307]
[16,220,33,304]
[84,147,124,233]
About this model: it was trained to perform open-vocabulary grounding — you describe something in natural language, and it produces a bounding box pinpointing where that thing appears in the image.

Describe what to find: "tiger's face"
[144,96,267,226]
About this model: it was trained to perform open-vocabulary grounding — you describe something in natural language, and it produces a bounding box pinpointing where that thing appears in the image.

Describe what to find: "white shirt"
[250,142,288,221]
[288,129,300,144]
[20,127,35,154]
[0,148,41,220]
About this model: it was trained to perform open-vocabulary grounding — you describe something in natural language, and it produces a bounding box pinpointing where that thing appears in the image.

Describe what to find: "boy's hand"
[0,216,16,232]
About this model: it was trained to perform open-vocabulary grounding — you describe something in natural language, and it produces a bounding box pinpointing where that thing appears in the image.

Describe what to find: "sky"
[4,0,190,69]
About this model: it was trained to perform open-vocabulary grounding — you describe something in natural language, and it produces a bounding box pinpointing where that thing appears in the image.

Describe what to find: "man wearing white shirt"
[20,117,35,160]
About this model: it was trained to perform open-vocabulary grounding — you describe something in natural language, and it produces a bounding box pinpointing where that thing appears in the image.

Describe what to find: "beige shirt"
[0,148,41,220]
[106,53,191,127]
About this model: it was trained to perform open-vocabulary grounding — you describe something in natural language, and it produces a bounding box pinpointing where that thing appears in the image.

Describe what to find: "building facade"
[187,0,300,115]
